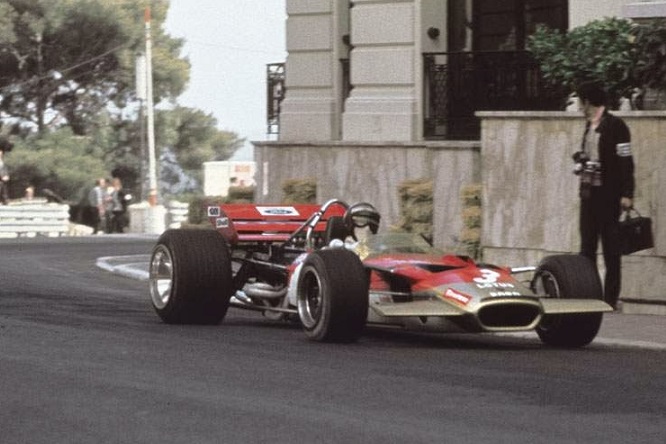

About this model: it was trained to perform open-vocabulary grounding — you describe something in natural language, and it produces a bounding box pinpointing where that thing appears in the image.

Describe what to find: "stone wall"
[479,111,666,310]
[253,141,480,249]
[253,111,666,309]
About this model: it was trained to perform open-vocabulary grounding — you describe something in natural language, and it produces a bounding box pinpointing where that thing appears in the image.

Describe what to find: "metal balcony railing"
[423,51,565,140]
[266,63,285,136]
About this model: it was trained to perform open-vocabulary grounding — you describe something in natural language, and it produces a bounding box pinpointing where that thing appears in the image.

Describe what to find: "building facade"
[277,0,666,142]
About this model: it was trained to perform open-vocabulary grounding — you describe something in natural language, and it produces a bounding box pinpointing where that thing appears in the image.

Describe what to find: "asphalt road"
[1,236,665,444]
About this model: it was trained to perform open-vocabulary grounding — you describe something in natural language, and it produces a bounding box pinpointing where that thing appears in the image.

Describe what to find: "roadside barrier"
[167,200,189,229]
[0,200,71,238]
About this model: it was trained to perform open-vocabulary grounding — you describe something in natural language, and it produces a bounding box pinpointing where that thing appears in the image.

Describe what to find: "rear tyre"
[149,229,233,324]
[297,249,369,343]
[532,254,603,348]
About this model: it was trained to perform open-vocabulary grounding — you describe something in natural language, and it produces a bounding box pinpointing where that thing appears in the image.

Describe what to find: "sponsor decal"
[489,291,521,297]
[443,288,472,306]
[257,206,300,216]
[207,206,221,217]
[474,268,515,289]
[215,217,230,228]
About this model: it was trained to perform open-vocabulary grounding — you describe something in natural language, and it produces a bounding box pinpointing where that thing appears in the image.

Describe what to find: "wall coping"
[477,111,666,119]
[253,140,481,150]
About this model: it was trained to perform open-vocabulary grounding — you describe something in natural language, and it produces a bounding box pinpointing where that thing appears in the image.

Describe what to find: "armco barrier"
[0,201,70,238]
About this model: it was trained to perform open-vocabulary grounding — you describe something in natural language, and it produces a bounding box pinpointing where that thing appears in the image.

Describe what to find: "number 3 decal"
[473,269,500,285]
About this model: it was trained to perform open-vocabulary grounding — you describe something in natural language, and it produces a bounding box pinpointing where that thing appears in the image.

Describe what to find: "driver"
[341,202,381,259]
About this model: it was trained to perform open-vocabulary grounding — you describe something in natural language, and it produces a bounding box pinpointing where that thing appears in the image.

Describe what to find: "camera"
[572,151,590,175]
[572,151,602,198]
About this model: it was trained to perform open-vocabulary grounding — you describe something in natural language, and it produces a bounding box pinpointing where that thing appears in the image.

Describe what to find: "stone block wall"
[479,111,666,308]
[253,140,480,249]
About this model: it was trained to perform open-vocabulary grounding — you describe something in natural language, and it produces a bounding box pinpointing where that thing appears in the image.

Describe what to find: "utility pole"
[135,52,147,201]
[144,6,158,206]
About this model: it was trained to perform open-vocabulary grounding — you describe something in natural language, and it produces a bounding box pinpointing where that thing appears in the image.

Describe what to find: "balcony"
[423,51,565,140]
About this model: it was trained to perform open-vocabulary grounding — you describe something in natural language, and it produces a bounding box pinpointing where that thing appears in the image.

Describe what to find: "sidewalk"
[596,312,666,350]
[97,255,666,350]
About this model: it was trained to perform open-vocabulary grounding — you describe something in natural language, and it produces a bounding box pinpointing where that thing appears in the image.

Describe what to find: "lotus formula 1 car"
[148,199,612,347]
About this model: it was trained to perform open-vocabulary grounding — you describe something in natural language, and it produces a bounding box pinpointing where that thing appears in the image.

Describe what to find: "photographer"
[574,82,634,309]
[0,137,13,205]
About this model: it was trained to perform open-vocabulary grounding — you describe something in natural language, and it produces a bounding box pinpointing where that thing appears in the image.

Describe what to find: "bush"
[529,17,666,109]
[282,179,316,203]
[396,179,433,242]
[529,18,638,108]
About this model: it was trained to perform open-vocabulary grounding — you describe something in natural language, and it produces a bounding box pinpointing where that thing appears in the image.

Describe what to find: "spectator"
[24,186,35,201]
[108,177,130,233]
[87,178,107,234]
[0,148,10,205]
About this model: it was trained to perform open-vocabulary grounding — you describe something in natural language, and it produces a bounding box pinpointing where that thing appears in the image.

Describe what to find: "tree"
[632,19,666,93]
[6,127,106,200]
[0,1,245,201]
[155,106,245,192]
[528,17,638,108]
[0,0,189,134]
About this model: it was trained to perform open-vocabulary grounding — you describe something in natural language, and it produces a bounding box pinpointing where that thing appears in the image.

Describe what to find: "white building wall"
[341,0,420,141]
[623,0,666,19]
[279,0,345,141]
[569,0,627,27]
[278,0,662,144]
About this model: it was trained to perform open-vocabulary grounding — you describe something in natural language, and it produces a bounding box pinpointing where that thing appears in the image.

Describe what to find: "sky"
[163,0,286,160]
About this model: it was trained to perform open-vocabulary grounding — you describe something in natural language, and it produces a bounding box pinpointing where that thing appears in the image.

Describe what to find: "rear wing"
[206,203,347,245]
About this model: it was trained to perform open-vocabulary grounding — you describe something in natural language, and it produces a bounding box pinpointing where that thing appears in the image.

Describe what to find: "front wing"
[368,292,612,333]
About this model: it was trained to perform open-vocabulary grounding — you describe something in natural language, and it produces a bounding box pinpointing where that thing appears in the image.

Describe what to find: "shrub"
[282,179,316,203]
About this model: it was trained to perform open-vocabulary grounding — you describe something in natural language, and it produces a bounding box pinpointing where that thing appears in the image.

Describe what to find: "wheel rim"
[149,245,174,309]
[298,267,323,329]
[533,270,561,331]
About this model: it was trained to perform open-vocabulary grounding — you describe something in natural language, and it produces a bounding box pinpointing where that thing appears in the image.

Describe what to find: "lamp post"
[127,7,165,235]
[135,52,147,201]
[144,6,158,206]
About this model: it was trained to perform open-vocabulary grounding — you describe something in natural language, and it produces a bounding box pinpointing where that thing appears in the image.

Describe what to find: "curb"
[96,255,150,281]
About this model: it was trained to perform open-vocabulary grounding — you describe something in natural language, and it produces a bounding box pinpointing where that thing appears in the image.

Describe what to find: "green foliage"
[157,106,245,184]
[6,127,106,200]
[282,179,316,204]
[0,1,244,201]
[632,19,666,91]
[528,17,639,108]
[0,0,188,134]
[460,184,482,260]
[228,186,255,203]
[396,179,433,243]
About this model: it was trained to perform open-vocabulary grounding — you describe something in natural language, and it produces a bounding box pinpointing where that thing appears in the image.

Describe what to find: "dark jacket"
[583,111,635,200]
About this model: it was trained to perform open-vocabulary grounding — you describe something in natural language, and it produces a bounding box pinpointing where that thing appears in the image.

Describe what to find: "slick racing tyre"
[149,229,233,324]
[532,254,603,348]
[297,248,369,343]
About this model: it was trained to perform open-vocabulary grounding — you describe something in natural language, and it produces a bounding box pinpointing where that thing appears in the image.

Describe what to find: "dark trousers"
[579,191,622,308]
[0,181,8,204]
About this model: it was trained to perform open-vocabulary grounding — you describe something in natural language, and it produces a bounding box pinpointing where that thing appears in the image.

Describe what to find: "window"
[449,0,568,52]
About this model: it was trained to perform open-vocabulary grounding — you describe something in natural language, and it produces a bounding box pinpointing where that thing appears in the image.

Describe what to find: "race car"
[148,199,612,347]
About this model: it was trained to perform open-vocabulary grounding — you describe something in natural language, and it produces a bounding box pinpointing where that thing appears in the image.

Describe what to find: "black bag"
[619,209,654,255]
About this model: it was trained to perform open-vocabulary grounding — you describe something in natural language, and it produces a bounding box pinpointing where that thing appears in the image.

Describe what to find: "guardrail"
[0,201,71,238]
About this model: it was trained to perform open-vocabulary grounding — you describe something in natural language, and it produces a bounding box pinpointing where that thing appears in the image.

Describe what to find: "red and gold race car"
[148,199,612,347]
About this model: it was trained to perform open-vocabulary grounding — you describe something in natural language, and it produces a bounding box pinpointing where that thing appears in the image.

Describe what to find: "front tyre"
[532,254,603,348]
[297,249,369,343]
[149,229,233,324]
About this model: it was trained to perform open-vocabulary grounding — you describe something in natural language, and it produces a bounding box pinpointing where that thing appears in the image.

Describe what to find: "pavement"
[97,255,666,351]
